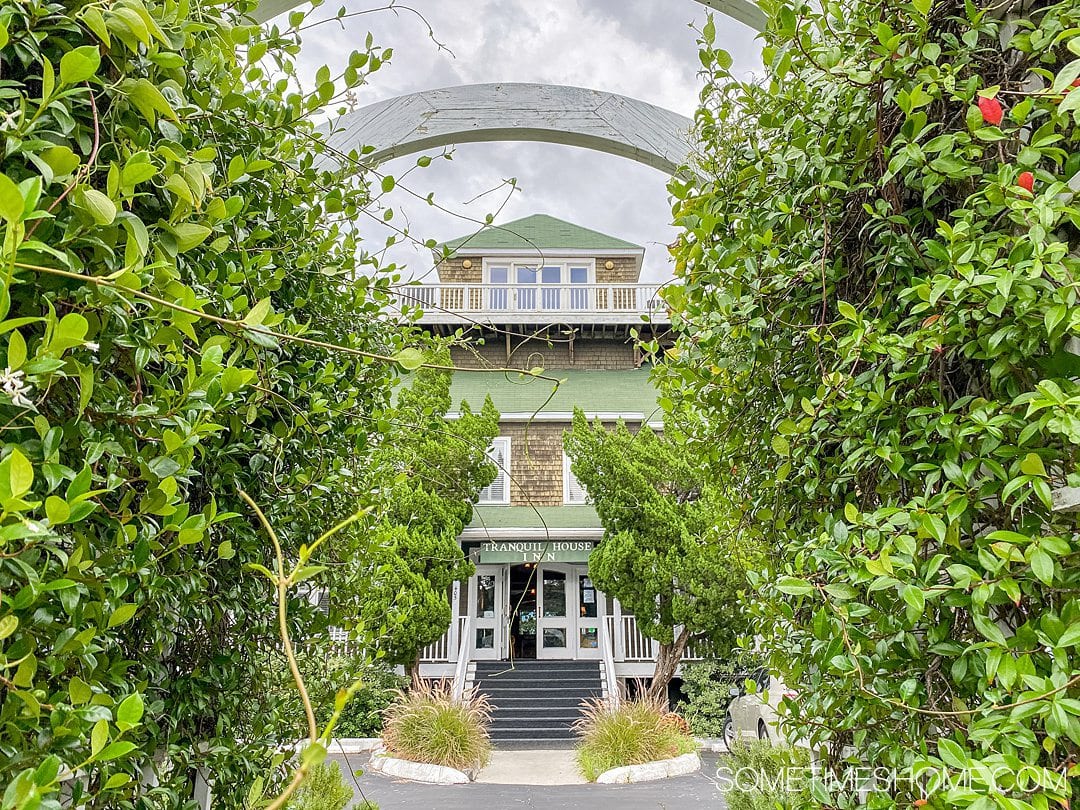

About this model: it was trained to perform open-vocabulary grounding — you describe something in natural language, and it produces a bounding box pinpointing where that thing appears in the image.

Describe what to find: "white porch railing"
[420,615,465,662]
[605,614,710,662]
[393,282,670,323]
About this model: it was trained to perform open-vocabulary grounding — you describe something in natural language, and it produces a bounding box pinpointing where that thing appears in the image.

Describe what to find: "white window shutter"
[479,438,510,504]
[564,453,588,504]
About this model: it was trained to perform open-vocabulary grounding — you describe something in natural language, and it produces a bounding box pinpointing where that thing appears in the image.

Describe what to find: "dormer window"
[485,259,595,311]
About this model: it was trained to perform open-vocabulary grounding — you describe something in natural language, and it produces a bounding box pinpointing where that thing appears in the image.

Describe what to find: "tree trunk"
[647,627,691,703]
[408,654,422,689]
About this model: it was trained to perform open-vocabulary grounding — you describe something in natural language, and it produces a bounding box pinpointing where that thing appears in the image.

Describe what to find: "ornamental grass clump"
[574,694,698,781]
[381,682,492,772]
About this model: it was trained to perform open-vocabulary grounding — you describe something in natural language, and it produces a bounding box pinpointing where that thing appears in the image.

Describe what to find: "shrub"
[273,652,407,740]
[722,742,811,810]
[574,694,698,782]
[664,0,1080,806]
[286,761,356,810]
[677,660,750,737]
[381,682,492,772]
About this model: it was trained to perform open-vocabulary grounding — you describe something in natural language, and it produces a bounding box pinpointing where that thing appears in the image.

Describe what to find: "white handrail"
[392,282,668,317]
[599,615,620,707]
[451,615,473,700]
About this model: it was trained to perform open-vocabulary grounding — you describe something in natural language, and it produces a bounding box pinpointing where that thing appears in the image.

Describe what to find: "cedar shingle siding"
[450,338,637,371]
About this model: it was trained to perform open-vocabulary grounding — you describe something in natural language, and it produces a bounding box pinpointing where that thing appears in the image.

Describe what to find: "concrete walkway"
[332,751,728,809]
[476,748,587,785]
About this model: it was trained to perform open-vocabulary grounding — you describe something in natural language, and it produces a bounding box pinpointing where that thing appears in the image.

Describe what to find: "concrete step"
[489,727,577,740]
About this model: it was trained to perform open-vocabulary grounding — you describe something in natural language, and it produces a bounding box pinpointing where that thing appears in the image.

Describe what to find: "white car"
[723,669,796,747]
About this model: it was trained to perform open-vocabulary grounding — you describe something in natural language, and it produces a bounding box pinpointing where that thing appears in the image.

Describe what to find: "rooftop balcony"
[394,282,671,328]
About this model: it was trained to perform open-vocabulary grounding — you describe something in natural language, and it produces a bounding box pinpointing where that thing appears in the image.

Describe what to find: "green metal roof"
[451,369,661,417]
[468,506,602,530]
[439,214,643,254]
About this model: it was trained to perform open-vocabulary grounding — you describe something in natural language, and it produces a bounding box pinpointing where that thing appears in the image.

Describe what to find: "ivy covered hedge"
[0,0,408,805]
[665,0,1080,807]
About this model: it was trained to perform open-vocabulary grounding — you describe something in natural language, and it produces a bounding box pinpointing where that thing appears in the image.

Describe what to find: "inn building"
[400,215,705,740]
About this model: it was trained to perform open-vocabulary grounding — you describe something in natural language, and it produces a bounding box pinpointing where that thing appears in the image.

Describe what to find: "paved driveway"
[330,752,728,809]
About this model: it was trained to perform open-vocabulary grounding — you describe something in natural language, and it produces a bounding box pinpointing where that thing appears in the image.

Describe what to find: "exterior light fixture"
[462,259,473,269]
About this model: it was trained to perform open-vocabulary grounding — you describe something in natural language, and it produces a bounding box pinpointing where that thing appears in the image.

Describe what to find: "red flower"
[1017,171,1035,193]
[977,96,1003,126]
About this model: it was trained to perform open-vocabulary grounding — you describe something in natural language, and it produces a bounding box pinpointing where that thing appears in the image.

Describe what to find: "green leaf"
[837,300,858,321]
[937,738,968,769]
[775,577,814,595]
[7,329,26,371]
[59,45,101,84]
[76,187,117,225]
[69,676,92,705]
[243,298,272,326]
[217,540,235,559]
[98,741,138,762]
[770,434,790,456]
[1056,623,1080,648]
[107,603,138,627]
[9,448,33,498]
[1019,453,1046,477]
[843,502,858,523]
[45,495,70,524]
[90,719,108,756]
[40,146,81,179]
[381,175,395,193]
[0,614,18,640]
[116,693,144,727]
[104,773,131,789]
[0,174,24,222]
[1030,548,1054,586]
[394,347,425,371]
[171,223,212,252]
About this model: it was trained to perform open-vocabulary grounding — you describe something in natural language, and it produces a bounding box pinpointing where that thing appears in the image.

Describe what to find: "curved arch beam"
[252,0,767,33]
[319,83,695,175]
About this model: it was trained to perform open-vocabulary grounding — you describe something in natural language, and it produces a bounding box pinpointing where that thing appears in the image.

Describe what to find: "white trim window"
[563,453,589,505]
[478,437,511,505]
[484,258,595,311]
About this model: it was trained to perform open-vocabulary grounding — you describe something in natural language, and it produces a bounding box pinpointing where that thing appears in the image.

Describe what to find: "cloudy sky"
[287,1,763,282]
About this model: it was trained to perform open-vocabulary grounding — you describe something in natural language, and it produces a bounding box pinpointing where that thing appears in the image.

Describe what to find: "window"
[563,453,588,504]
[478,437,511,504]
[485,259,595,311]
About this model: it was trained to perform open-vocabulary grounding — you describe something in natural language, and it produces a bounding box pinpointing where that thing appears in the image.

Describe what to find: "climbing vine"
[664,0,1080,806]
[0,0,414,806]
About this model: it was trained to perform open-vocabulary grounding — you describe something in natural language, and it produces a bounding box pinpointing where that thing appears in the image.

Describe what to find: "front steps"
[472,660,603,748]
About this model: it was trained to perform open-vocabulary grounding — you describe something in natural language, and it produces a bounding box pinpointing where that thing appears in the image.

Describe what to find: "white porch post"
[613,598,625,661]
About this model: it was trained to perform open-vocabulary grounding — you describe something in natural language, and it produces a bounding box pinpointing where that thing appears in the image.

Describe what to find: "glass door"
[537,564,575,659]
[470,565,507,660]
[575,569,603,660]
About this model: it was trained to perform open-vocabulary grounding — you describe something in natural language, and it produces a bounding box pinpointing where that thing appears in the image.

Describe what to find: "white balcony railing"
[605,614,710,662]
[394,283,670,324]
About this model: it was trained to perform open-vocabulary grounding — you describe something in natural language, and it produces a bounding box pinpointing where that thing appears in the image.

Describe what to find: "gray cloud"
[296,1,761,282]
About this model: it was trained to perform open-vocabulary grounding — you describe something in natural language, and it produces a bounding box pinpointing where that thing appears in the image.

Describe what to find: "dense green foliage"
[564,409,763,697]
[573,693,698,782]
[380,681,491,772]
[721,742,811,810]
[665,0,1080,806]
[0,0,413,805]
[284,761,357,810]
[274,654,406,740]
[348,358,498,679]
[677,660,747,737]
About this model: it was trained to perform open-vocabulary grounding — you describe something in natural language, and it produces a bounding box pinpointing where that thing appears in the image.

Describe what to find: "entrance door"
[537,564,574,659]
[575,569,603,660]
[470,565,507,660]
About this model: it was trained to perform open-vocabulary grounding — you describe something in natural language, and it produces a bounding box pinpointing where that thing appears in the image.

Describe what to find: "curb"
[695,738,729,753]
[328,738,383,755]
[367,752,472,785]
[595,752,702,784]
